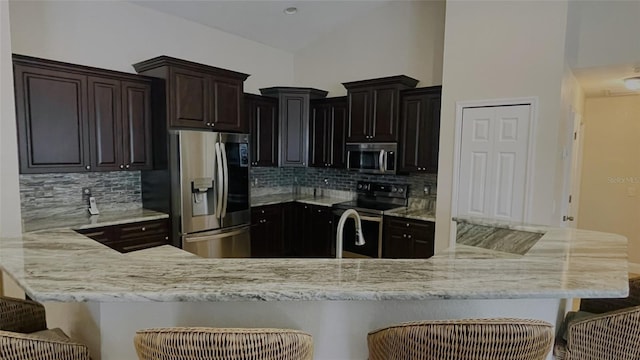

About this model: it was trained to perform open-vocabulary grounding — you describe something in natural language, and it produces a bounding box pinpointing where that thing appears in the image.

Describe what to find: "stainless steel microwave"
[346,143,397,174]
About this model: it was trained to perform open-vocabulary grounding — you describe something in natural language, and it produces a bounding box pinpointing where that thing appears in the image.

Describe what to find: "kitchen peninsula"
[0,217,628,360]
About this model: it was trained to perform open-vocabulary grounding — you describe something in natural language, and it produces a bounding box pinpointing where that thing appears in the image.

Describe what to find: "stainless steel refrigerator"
[142,130,251,258]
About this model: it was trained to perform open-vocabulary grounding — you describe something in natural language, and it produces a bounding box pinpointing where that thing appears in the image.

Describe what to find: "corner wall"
[293,1,445,95]
[0,0,24,298]
[8,0,294,93]
[435,1,569,250]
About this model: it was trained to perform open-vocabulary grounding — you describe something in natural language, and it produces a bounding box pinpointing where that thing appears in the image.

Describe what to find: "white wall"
[578,95,640,264]
[293,1,445,96]
[435,1,569,250]
[565,0,640,70]
[1,0,25,298]
[8,0,294,94]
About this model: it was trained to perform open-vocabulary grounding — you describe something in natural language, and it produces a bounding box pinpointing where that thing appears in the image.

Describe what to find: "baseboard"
[628,262,640,275]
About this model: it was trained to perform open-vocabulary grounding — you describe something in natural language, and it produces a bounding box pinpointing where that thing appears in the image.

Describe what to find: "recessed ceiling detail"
[574,63,640,97]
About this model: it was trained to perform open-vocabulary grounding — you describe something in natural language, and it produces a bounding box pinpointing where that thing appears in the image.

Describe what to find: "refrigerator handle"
[220,142,229,218]
[215,142,224,217]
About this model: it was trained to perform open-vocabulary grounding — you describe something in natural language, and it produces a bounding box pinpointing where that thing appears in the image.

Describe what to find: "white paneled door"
[458,105,531,222]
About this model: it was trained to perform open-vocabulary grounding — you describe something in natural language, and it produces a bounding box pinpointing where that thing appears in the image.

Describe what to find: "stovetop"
[333,181,409,215]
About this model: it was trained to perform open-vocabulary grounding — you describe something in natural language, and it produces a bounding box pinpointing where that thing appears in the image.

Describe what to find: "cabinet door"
[279,93,310,167]
[327,100,347,168]
[371,87,398,142]
[14,65,90,173]
[383,228,413,259]
[251,205,284,257]
[88,76,122,171]
[211,77,244,132]
[121,81,152,170]
[292,203,310,257]
[419,93,441,173]
[309,103,328,167]
[399,93,423,172]
[247,95,278,167]
[169,68,209,129]
[409,221,435,259]
[307,205,334,258]
[347,89,370,142]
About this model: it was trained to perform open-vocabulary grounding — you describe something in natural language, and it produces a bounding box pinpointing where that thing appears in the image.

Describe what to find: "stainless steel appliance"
[346,143,397,174]
[142,130,251,258]
[333,181,408,258]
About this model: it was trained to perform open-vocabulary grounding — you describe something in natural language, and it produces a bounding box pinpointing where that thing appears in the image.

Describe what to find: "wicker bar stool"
[134,327,313,360]
[367,318,553,360]
[0,295,90,360]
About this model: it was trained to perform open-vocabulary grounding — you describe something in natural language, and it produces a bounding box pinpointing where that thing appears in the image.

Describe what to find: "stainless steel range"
[333,181,408,258]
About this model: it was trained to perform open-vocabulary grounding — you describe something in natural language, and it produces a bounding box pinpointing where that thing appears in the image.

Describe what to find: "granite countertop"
[23,208,169,232]
[0,221,628,302]
[251,194,348,208]
[384,208,436,222]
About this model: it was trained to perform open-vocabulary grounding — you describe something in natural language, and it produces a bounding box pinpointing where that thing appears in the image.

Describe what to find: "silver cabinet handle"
[206,123,211,126]
[164,236,169,240]
[119,164,124,169]
[403,234,407,238]
[406,223,410,227]
[141,227,146,231]
[408,235,412,239]
[85,165,91,170]
[125,164,130,169]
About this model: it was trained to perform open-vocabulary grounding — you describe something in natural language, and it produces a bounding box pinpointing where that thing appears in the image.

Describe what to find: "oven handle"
[333,209,382,223]
[379,150,385,172]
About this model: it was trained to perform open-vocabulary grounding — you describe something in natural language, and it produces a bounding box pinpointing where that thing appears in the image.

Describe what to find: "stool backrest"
[367,318,553,360]
[134,327,313,360]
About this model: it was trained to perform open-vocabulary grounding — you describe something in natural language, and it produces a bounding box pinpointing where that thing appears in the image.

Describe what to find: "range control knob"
[392,187,398,193]
[398,188,404,193]
[357,184,363,190]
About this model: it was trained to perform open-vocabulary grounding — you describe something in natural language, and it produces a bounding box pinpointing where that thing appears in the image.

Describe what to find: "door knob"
[563,216,575,222]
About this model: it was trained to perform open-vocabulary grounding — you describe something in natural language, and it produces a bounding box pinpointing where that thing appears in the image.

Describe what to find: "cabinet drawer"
[118,219,169,240]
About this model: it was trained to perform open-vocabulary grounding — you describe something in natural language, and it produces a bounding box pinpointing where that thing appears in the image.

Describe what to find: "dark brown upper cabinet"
[133,56,249,133]
[309,97,347,168]
[342,75,418,143]
[13,55,153,174]
[399,86,442,173]
[245,94,278,167]
[260,87,328,167]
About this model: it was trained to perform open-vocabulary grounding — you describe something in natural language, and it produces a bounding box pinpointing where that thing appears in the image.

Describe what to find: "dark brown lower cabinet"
[383,217,434,259]
[295,203,334,258]
[76,219,170,253]
[250,204,285,258]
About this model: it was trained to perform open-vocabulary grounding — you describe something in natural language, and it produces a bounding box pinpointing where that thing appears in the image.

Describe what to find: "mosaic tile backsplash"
[250,167,437,199]
[20,167,436,220]
[20,172,142,221]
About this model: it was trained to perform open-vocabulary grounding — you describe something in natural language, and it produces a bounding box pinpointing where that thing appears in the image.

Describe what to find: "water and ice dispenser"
[191,177,215,216]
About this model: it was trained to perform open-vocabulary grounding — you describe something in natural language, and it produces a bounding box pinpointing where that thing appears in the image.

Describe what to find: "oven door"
[333,209,382,258]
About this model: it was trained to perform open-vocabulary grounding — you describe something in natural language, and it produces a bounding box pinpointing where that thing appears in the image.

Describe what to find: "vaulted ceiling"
[131,0,394,52]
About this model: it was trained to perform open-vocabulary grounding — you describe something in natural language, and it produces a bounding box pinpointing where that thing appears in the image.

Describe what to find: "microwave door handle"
[379,150,385,172]
[383,150,388,172]
[220,142,229,218]
[215,142,224,218]
[346,151,351,169]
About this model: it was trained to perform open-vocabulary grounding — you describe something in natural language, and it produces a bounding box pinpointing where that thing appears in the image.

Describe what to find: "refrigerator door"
[179,131,222,234]
[182,226,251,258]
[219,133,251,228]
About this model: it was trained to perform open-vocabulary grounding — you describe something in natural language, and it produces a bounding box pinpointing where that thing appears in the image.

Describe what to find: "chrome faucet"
[336,209,366,259]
